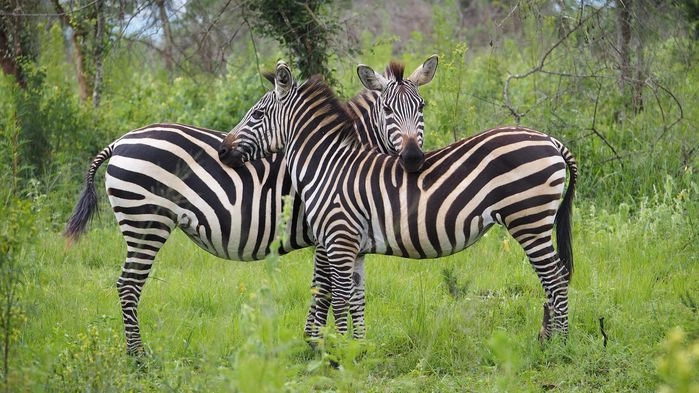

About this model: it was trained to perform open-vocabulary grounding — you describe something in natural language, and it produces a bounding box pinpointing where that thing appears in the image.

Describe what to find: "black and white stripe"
[225,64,578,341]
[64,58,438,354]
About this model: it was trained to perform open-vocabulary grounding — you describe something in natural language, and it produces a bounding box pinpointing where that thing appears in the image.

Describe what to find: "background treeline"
[0,0,697,390]
[0,0,696,212]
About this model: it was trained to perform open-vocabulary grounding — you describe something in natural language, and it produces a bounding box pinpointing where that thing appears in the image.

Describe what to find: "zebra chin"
[218,146,246,168]
[399,141,425,173]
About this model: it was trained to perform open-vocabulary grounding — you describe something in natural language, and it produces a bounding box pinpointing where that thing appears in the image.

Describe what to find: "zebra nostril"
[218,146,229,158]
[218,145,245,168]
[399,140,425,173]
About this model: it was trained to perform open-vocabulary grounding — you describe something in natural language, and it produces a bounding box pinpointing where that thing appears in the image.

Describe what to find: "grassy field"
[9,193,698,392]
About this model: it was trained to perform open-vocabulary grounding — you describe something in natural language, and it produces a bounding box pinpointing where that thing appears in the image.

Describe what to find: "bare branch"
[240,8,267,91]
[502,3,608,122]
[650,79,684,144]
[588,83,622,166]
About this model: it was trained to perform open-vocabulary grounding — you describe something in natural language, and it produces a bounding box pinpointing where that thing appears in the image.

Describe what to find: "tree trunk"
[0,27,25,89]
[155,0,174,75]
[632,34,645,113]
[0,0,31,89]
[616,0,645,114]
[52,0,92,104]
[92,0,105,108]
[617,0,632,91]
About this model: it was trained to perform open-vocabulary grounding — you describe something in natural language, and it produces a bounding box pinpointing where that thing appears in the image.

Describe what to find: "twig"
[297,1,325,29]
[240,10,266,91]
[589,82,622,166]
[502,3,608,122]
[649,79,684,145]
[496,2,520,29]
[194,0,236,57]
[599,316,608,347]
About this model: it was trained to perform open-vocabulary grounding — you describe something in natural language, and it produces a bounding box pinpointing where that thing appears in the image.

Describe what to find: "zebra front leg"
[305,248,332,342]
[327,245,359,336]
[349,255,366,339]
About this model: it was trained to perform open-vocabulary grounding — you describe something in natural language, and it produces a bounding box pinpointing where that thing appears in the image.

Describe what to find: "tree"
[154,0,174,74]
[245,0,345,84]
[52,0,110,108]
[616,0,644,113]
[0,0,40,89]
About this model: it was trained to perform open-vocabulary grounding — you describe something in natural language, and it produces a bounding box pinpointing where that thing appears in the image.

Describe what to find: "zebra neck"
[283,114,358,201]
[346,90,389,152]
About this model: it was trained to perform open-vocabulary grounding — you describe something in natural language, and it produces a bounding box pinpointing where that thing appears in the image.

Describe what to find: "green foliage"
[245,0,346,84]
[656,327,699,393]
[0,180,37,391]
[0,1,697,391]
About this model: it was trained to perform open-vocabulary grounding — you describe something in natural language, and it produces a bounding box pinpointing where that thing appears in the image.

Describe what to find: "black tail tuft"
[63,146,112,244]
[63,182,99,244]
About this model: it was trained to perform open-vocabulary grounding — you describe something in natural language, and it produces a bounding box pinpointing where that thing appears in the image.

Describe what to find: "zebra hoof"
[305,334,321,351]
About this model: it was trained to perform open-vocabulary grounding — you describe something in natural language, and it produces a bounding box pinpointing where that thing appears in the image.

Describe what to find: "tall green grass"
[10,184,698,392]
[1,4,696,391]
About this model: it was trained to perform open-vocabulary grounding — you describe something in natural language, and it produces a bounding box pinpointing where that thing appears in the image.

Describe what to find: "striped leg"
[349,256,366,339]
[305,253,366,340]
[116,226,171,355]
[519,237,570,341]
[327,244,359,335]
[305,246,332,340]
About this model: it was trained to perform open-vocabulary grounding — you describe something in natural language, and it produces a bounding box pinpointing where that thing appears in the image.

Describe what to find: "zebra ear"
[407,54,438,87]
[357,64,389,92]
[274,60,294,99]
[262,71,275,85]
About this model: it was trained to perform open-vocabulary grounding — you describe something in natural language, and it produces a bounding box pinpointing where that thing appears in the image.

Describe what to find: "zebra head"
[219,60,296,168]
[356,54,438,173]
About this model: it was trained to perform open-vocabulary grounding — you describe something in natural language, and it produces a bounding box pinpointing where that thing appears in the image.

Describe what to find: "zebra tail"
[553,141,577,284]
[63,145,113,244]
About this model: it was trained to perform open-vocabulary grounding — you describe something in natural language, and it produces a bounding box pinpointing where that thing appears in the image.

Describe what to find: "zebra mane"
[298,75,361,146]
[385,61,405,82]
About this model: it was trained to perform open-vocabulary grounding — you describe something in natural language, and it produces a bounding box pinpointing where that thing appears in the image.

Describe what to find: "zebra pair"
[64,57,439,355]
[220,61,578,341]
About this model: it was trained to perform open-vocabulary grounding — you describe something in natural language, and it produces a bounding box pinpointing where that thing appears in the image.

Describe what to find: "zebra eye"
[383,105,393,115]
[419,101,426,111]
[251,109,265,120]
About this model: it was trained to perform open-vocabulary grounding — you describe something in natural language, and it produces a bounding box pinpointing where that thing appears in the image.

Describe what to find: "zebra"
[64,57,438,355]
[219,61,578,342]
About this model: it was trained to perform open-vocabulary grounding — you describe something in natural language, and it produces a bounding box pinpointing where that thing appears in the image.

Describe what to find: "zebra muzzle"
[399,139,425,173]
[218,145,245,168]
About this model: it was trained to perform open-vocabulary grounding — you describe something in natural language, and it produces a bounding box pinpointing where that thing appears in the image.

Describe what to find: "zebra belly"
[366,212,496,259]
[105,126,312,262]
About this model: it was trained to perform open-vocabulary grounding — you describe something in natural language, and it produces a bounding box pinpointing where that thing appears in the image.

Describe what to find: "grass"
[9,200,699,392]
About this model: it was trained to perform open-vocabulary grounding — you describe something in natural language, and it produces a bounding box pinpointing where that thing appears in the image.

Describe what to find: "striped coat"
[65,57,439,354]
[223,66,577,341]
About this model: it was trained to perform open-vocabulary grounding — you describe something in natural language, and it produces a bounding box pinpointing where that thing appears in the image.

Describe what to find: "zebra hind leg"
[531,250,570,342]
[539,302,552,343]
[116,228,172,355]
[513,231,570,342]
